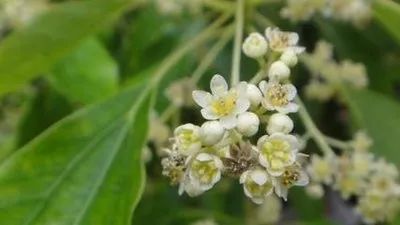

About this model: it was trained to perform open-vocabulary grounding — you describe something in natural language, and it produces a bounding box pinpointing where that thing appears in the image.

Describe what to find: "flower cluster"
[306,131,400,224]
[302,41,368,102]
[161,27,309,204]
[281,0,371,27]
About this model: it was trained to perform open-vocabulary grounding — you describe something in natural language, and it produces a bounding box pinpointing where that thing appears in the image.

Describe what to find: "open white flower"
[273,164,309,201]
[265,27,305,53]
[173,124,202,156]
[259,81,298,114]
[240,169,274,204]
[187,153,223,193]
[257,133,299,176]
[192,74,250,129]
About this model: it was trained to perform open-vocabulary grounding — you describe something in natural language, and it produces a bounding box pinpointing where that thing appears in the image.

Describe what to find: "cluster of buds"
[306,131,400,224]
[281,0,371,27]
[302,41,368,102]
[162,27,309,204]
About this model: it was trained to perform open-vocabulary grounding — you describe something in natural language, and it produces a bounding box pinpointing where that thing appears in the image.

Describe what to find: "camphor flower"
[184,153,223,195]
[265,27,305,54]
[259,81,298,114]
[257,133,299,176]
[162,26,308,205]
[240,168,274,204]
[307,154,335,185]
[273,163,309,200]
[173,123,202,156]
[242,32,268,58]
[192,74,250,129]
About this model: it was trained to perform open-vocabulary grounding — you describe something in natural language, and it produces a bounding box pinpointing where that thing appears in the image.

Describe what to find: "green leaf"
[0,83,154,225]
[49,38,119,104]
[0,0,134,96]
[373,0,400,44]
[344,88,400,165]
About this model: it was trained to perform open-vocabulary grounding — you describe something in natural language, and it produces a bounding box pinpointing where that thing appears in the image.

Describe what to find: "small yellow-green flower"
[240,169,274,204]
[257,133,299,176]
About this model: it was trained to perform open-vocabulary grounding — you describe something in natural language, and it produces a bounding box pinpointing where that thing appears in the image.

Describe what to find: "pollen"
[211,93,237,116]
[266,84,289,106]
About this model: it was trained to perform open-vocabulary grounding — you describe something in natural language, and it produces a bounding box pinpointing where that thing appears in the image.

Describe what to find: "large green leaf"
[49,38,119,104]
[373,0,400,44]
[0,0,133,96]
[0,83,153,225]
[343,88,400,166]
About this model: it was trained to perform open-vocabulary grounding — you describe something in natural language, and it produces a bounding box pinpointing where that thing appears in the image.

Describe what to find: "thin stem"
[296,97,335,156]
[249,52,278,84]
[253,11,275,27]
[324,136,351,150]
[231,0,245,86]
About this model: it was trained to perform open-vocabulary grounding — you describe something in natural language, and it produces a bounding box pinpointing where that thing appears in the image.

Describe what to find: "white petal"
[261,99,275,111]
[192,90,212,108]
[210,74,228,96]
[277,102,299,114]
[251,170,268,185]
[201,108,219,120]
[259,80,267,94]
[240,171,250,184]
[196,153,213,161]
[284,84,297,100]
[290,46,305,54]
[219,114,237,129]
[235,97,250,114]
[288,32,299,45]
[295,170,310,186]
[236,82,248,96]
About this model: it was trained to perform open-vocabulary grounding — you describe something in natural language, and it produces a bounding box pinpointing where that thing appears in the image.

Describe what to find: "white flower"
[257,133,299,176]
[192,74,250,129]
[199,121,225,146]
[267,113,294,135]
[335,172,367,199]
[265,27,305,53]
[179,173,205,197]
[188,153,223,192]
[237,112,260,137]
[246,83,263,107]
[242,32,268,58]
[174,124,202,156]
[273,164,309,201]
[307,155,336,185]
[352,152,374,177]
[280,49,298,67]
[268,61,291,81]
[259,81,298,114]
[240,169,274,204]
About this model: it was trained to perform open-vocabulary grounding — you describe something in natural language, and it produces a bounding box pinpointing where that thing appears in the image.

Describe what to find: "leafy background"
[0,0,400,225]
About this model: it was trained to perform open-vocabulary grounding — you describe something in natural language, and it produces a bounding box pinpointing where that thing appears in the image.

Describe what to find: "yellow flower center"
[261,139,292,171]
[270,33,290,51]
[266,84,289,107]
[178,130,198,150]
[245,179,272,198]
[191,159,219,184]
[211,92,237,117]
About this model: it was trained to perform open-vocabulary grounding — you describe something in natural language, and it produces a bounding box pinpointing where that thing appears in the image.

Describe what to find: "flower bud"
[237,112,260,137]
[268,60,291,81]
[242,32,268,58]
[199,121,225,146]
[267,113,294,134]
[280,50,298,67]
[246,83,262,106]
